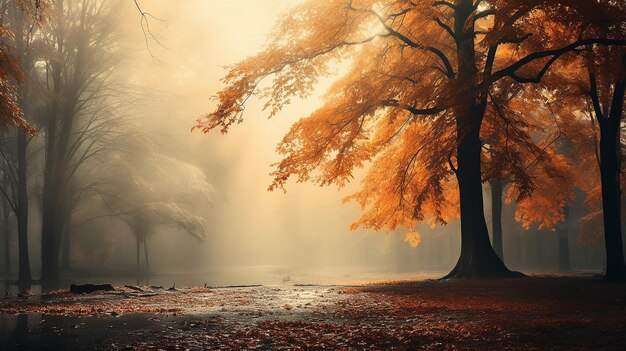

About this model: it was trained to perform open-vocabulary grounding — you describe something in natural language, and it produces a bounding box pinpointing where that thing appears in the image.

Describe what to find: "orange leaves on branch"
[195,0,373,134]
[200,0,625,243]
[0,25,30,132]
[0,0,49,134]
[404,230,421,248]
[511,150,576,230]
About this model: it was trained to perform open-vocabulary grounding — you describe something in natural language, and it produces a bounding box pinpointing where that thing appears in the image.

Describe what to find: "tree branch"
[348,2,455,78]
[492,38,626,84]
[381,99,446,115]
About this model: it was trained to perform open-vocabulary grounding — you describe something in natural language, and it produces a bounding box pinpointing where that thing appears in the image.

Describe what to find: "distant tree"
[481,85,575,264]
[0,170,11,273]
[198,0,625,278]
[95,136,213,271]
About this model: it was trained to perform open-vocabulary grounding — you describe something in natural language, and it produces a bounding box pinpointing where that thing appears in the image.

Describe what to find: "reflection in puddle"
[1,313,44,350]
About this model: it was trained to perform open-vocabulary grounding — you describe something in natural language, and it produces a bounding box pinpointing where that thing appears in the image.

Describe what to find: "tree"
[587,50,626,280]
[0,0,48,287]
[527,3,626,279]
[36,0,124,281]
[94,135,213,271]
[1,170,11,273]
[198,0,625,278]
[480,82,579,269]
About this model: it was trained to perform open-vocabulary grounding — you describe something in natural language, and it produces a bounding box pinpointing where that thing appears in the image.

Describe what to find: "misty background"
[0,0,608,288]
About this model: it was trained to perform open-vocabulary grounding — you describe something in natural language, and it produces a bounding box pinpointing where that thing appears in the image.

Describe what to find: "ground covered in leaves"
[1,277,625,350]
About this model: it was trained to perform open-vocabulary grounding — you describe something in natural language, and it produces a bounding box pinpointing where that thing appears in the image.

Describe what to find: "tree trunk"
[143,239,149,270]
[444,0,517,279]
[16,129,31,284]
[40,0,65,283]
[136,237,140,270]
[490,179,504,260]
[40,192,59,281]
[8,0,31,286]
[587,61,626,280]
[2,193,10,273]
[534,234,544,270]
[445,118,517,278]
[599,98,626,280]
[60,224,70,270]
[557,206,571,272]
[622,192,625,259]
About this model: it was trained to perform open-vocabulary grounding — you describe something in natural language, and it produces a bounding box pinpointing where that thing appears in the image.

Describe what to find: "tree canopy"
[199,0,626,278]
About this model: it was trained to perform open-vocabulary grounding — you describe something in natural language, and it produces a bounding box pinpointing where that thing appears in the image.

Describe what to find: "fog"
[119,0,436,284]
[1,0,610,288]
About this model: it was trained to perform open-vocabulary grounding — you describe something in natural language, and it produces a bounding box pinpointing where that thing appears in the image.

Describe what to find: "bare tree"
[36,0,126,281]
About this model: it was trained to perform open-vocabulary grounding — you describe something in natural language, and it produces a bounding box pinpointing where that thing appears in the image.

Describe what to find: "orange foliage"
[0,0,48,133]
[198,0,626,246]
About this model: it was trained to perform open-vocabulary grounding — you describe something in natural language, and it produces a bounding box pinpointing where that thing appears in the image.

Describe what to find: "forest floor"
[0,276,625,350]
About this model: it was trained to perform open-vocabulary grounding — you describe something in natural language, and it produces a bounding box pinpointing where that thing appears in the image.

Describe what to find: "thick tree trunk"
[40,0,65,283]
[557,206,571,272]
[588,65,626,280]
[599,113,625,280]
[589,70,626,280]
[622,193,626,259]
[444,0,518,279]
[490,179,504,260]
[445,118,517,278]
[16,130,31,284]
[40,195,59,281]
[41,114,74,281]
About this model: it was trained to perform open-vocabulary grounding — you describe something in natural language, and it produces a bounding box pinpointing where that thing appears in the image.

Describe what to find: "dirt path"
[1,277,625,350]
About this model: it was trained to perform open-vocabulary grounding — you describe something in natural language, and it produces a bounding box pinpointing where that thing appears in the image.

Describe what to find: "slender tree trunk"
[8,0,31,287]
[2,192,10,273]
[557,206,571,272]
[444,0,516,278]
[490,179,504,260]
[16,129,31,285]
[534,230,544,269]
[143,239,149,270]
[136,237,140,270]
[60,224,70,270]
[622,192,626,259]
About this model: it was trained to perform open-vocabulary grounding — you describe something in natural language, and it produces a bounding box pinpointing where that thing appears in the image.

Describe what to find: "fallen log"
[124,285,143,292]
[70,284,115,294]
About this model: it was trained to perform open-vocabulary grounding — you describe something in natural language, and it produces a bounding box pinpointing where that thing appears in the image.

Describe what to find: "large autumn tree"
[198,0,625,278]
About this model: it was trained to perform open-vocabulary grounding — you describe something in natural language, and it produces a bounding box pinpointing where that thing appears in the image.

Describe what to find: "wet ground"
[1,277,625,350]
